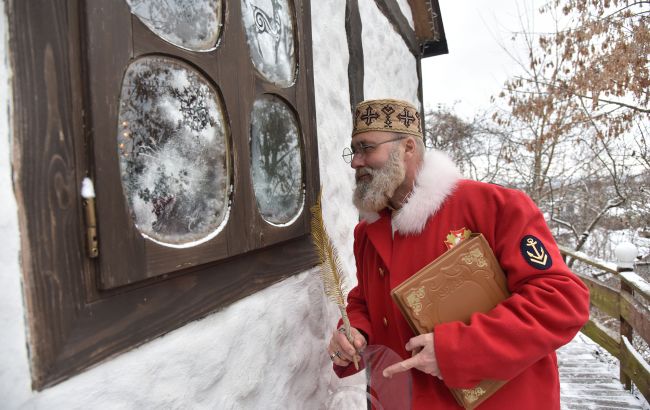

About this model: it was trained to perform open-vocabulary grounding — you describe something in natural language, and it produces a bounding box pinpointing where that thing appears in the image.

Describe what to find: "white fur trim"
[359,209,381,224]
[360,150,462,234]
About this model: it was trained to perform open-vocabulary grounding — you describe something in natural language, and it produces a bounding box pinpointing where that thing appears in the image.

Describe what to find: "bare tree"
[537,0,649,136]
[425,106,510,183]
[489,0,649,260]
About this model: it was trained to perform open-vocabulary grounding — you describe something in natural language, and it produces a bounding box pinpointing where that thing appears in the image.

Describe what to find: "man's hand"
[327,326,367,367]
[382,333,442,379]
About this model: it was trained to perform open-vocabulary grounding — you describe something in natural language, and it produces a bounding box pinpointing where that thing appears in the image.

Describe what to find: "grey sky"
[422,0,552,119]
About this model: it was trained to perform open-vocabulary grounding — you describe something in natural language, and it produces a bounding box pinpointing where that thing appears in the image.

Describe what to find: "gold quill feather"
[310,190,359,370]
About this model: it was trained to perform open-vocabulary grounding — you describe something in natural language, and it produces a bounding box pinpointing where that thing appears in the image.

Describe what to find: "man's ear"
[403,136,416,156]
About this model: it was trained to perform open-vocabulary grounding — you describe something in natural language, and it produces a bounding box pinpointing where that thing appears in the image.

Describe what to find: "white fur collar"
[360,150,462,235]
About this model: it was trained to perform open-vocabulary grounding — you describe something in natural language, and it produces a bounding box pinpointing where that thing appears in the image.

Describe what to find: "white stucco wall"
[360,0,419,107]
[0,1,420,408]
[311,2,358,280]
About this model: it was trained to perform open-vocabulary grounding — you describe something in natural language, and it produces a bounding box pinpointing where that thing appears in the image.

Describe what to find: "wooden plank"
[406,0,434,41]
[620,280,634,389]
[620,270,650,303]
[559,245,618,275]
[581,319,621,358]
[574,272,620,318]
[9,0,87,389]
[620,291,650,347]
[346,0,364,111]
[423,0,447,56]
[406,0,447,57]
[84,0,147,289]
[297,0,321,240]
[216,0,250,259]
[373,0,419,56]
[620,336,650,403]
[74,0,101,304]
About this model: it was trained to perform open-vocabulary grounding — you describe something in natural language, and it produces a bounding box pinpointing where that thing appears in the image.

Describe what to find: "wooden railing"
[559,245,650,403]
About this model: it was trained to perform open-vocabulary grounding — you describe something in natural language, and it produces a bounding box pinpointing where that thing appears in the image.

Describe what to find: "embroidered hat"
[352,98,423,139]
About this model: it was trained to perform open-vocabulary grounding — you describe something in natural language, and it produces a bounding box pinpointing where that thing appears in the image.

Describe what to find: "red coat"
[335,152,590,409]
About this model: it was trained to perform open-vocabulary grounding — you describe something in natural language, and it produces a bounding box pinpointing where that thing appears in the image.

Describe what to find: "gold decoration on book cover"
[405,286,426,316]
[461,247,488,267]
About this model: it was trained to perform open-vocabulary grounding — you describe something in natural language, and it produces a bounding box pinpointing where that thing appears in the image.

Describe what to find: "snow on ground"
[558,333,650,410]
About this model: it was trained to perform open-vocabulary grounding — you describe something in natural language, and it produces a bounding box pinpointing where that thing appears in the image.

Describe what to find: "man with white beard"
[326,99,589,409]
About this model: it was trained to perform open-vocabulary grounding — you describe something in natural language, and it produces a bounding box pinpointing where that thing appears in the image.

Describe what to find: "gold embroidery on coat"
[462,386,487,403]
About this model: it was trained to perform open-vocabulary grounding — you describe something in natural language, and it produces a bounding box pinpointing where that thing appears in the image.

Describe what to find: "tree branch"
[512,76,650,113]
[551,216,580,240]
[601,2,650,21]
[570,196,626,263]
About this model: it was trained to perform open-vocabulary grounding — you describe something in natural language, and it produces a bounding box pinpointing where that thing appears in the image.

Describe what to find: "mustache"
[355,167,374,181]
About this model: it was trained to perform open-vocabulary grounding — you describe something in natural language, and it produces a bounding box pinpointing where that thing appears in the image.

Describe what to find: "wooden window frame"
[10,0,318,389]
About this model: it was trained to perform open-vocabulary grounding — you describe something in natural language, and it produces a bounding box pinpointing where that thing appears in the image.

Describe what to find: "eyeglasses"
[342,136,405,163]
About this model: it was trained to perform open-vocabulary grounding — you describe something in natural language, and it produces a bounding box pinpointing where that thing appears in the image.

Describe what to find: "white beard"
[353,147,406,213]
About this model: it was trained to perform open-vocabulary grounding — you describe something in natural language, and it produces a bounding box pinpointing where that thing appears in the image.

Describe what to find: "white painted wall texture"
[310,1,357,281]
[0,1,420,408]
[360,0,419,107]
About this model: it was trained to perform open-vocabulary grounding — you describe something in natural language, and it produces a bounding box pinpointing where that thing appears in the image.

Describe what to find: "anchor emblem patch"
[520,235,552,270]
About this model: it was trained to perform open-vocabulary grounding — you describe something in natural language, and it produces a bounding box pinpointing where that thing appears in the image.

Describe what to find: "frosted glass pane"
[241,0,296,87]
[117,56,230,246]
[126,0,222,51]
[250,95,303,225]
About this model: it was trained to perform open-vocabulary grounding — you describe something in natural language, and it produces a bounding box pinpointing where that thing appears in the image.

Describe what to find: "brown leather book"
[390,233,510,409]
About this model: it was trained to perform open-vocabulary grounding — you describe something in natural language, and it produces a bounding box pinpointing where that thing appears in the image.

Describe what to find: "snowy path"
[558,333,649,410]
